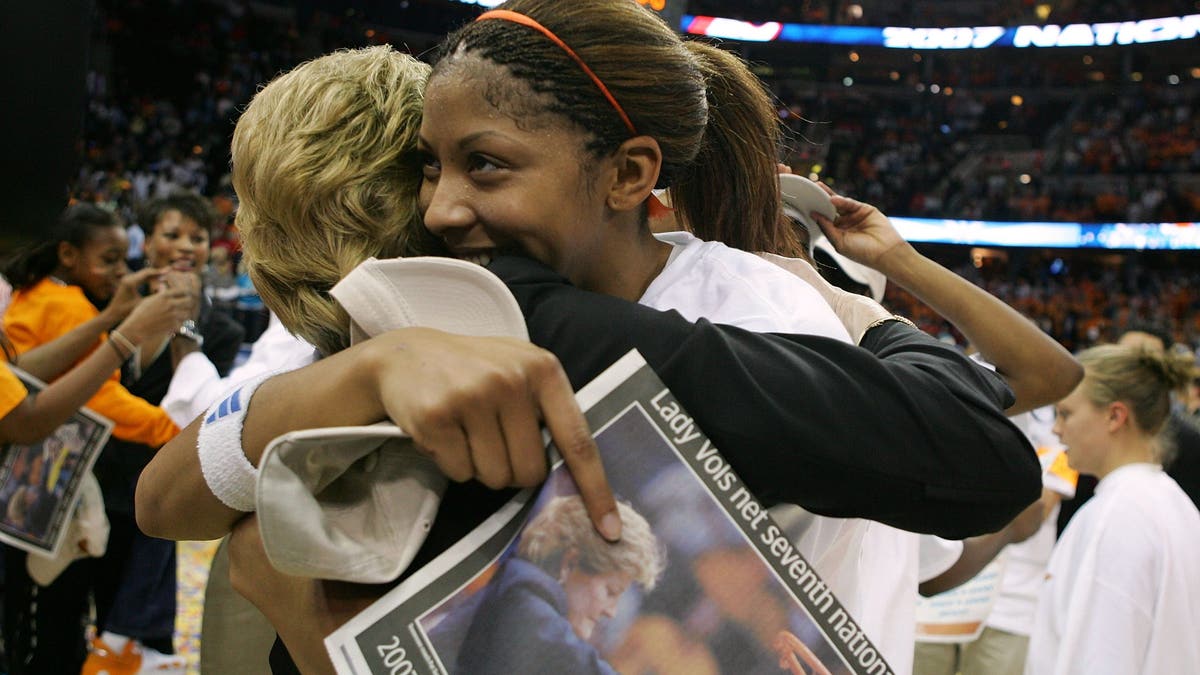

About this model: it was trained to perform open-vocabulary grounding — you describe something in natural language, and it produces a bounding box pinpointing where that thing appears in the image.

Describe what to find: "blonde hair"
[1077,344,1196,437]
[231,45,441,355]
[518,495,665,591]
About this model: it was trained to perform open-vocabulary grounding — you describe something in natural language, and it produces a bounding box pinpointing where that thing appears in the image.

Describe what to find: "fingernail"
[600,511,622,542]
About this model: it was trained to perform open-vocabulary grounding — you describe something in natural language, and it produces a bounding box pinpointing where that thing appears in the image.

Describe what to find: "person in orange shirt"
[2,203,198,447]
[0,286,189,445]
[1,202,197,675]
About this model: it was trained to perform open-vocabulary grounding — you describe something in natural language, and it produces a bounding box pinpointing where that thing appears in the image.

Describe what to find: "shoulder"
[10,279,91,314]
[651,233,839,314]
[1089,469,1197,564]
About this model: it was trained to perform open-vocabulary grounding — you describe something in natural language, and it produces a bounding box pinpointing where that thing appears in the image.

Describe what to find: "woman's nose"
[421,178,475,237]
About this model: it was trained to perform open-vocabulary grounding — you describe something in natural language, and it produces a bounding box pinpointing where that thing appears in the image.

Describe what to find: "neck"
[579,226,673,302]
[1095,432,1157,480]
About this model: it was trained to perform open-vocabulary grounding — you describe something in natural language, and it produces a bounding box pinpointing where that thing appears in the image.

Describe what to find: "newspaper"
[0,366,113,557]
[326,350,894,675]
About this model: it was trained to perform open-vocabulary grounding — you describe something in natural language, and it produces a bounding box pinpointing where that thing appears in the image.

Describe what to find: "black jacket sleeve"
[490,255,1039,540]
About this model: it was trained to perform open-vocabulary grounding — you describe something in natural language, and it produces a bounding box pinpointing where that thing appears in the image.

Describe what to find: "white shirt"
[642,233,914,669]
[988,406,1075,637]
[1025,463,1200,675]
[640,232,850,341]
[161,313,318,426]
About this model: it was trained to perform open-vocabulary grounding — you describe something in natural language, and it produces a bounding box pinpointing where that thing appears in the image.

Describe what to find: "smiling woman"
[135,44,1049,675]
[141,192,213,276]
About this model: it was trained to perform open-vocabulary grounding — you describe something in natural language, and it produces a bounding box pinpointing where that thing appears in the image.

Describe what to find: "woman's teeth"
[460,252,493,267]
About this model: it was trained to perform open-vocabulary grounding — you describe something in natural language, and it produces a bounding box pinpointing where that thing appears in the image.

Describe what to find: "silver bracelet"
[176,319,204,348]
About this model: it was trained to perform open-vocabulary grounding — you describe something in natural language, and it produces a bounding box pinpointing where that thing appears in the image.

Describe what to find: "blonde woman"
[449,496,664,674]
[1026,345,1200,674]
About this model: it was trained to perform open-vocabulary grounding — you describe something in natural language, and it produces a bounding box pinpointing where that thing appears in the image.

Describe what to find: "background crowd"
[42,0,1197,355]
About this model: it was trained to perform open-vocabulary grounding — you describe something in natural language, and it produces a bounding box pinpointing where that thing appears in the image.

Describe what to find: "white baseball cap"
[779,174,886,302]
[779,173,835,251]
[256,257,529,583]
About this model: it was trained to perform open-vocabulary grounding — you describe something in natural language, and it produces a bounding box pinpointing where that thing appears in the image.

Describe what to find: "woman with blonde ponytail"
[1026,345,1200,674]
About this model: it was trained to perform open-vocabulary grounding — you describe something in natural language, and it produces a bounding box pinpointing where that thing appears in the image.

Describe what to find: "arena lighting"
[890,218,1200,250]
[679,13,1200,48]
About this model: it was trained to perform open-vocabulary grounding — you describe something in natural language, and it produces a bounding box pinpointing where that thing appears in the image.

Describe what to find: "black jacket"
[406,256,1039,575]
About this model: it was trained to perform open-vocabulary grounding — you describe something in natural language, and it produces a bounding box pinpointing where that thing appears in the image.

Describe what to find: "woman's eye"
[467,154,500,173]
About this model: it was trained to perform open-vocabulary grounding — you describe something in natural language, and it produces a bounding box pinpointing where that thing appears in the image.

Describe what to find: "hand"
[160,270,202,318]
[366,329,622,541]
[115,284,194,345]
[103,267,166,323]
[772,630,831,675]
[811,182,911,273]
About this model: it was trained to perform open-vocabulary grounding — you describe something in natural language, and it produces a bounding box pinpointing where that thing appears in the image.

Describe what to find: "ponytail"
[672,41,803,259]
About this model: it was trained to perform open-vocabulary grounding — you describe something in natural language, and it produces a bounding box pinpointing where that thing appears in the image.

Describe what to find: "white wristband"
[197,372,278,512]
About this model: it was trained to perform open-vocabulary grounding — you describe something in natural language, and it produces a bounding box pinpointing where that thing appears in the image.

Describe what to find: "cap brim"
[330,256,529,344]
[779,174,836,255]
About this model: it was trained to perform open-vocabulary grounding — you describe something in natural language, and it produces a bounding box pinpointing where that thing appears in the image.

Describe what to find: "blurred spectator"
[204,246,239,319]
[234,257,268,343]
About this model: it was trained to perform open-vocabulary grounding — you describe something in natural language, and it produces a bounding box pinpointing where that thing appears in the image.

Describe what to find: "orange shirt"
[3,278,179,446]
[0,364,26,420]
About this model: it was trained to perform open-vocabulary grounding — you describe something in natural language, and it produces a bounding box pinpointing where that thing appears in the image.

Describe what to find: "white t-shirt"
[1025,463,1200,675]
[642,232,913,670]
[640,232,850,341]
[987,406,1075,637]
[913,405,1078,668]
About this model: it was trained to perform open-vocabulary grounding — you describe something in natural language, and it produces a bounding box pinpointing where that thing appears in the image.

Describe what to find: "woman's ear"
[606,136,662,213]
[1107,401,1131,433]
[57,240,78,270]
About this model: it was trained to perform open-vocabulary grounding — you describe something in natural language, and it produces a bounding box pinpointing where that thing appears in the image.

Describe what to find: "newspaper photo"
[327,350,895,675]
[0,367,113,557]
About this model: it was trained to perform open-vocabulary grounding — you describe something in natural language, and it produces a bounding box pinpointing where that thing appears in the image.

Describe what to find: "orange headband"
[475,9,638,136]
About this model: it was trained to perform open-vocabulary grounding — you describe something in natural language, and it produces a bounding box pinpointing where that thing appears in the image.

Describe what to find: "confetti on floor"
[176,539,221,675]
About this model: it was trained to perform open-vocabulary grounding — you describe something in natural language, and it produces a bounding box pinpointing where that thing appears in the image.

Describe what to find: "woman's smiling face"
[145,209,209,272]
[59,224,129,302]
[418,55,628,295]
